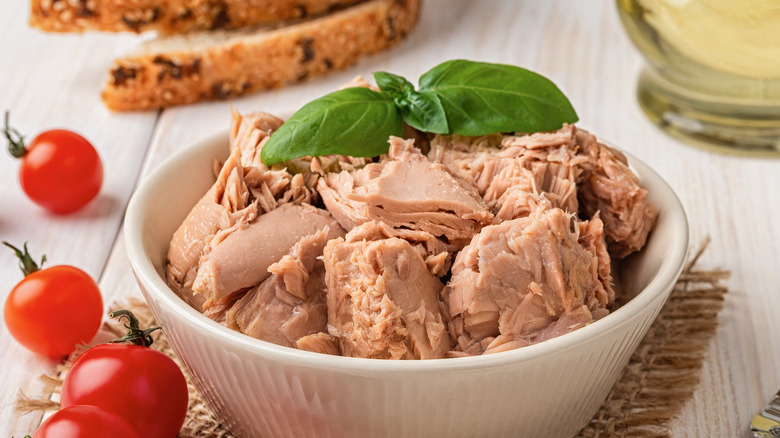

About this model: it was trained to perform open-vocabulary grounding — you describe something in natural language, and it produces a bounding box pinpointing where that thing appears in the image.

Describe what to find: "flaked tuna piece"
[203,289,248,326]
[445,205,613,356]
[429,132,580,217]
[431,152,559,221]
[344,220,457,277]
[577,213,614,312]
[575,128,657,258]
[493,181,553,221]
[242,166,294,214]
[274,156,369,204]
[224,228,340,347]
[499,124,580,158]
[497,125,585,215]
[318,137,492,243]
[478,305,595,355]
[338,75,379,92]
[229,108,284,169]
[193,203,345,308]
[429,133,504,155]
[478,160,570,222]
[502,125,657,257]
[434,125,657,258]
[229,108,321,213]
[230,108,364,201]
[427,135,502,203]
[306,154,371,175]
[166,146,257,310]
[296,332,341,355]
[426,135,500,198]
[243,169,319,215]
[523,161,579,214]
[323,232,451,359]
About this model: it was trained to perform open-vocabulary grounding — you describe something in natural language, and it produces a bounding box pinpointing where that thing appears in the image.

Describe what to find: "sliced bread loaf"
[101,0,420,111]
[30,0,362,34]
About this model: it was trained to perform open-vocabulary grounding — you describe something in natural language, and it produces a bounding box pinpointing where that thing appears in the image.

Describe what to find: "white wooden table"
[1,1,776,436]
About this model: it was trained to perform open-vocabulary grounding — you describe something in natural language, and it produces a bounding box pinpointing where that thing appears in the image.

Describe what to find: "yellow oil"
[617,0,780,153]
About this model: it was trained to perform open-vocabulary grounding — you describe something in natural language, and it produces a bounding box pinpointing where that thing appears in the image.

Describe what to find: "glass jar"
[616,0,780,155]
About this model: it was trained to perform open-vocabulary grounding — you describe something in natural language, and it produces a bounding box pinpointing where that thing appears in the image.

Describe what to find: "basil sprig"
[260,87,403,166]
[261,59,578,165]
[373,72,449,134]
[418,60,578,135]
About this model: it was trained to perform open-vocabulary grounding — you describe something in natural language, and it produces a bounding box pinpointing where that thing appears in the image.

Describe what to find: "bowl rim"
[124,130,689,373]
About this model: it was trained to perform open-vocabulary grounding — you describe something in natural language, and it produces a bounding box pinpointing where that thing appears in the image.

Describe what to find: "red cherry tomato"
[33,405,142,438]
[61,343,189,438]
[3,242,103,359]
[4,112,103,214]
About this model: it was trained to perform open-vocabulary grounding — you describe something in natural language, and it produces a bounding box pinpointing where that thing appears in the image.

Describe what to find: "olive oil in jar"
[616,0,780,154]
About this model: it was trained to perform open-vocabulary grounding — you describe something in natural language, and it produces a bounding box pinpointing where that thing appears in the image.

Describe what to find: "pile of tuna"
[166,108,657,359]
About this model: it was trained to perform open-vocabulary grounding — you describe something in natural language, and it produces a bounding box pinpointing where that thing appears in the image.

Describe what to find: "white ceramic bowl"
[124,132,688,438]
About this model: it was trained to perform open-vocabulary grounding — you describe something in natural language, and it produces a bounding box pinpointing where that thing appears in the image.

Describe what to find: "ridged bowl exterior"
[125,133,688,438]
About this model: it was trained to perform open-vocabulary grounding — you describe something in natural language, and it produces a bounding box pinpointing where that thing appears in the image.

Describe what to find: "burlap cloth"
[15,241,728,438]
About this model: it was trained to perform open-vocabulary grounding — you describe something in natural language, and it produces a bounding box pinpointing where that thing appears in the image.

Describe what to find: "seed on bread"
[121,8,161,32]
[110,65,141,87]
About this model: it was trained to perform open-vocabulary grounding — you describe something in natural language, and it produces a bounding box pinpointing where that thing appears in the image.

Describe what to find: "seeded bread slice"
[30,0,362,34]
[101,0,420,111]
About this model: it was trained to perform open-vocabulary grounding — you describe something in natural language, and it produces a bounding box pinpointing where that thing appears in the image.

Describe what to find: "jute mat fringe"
[15,240,728,438]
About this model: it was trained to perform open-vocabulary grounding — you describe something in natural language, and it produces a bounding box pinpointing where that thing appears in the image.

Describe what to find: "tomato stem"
[109,309,161,347]
[2,241,45,277]
[3,111,27,158]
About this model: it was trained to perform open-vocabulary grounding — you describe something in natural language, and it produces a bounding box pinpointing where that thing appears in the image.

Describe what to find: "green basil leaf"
[260,87,404,166]
[373,71,411,100]
[374,72,449,134]
[419,59,578,136]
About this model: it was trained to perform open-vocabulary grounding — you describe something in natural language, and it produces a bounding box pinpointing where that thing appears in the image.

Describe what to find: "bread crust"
[101,0,420,111]
[30,0,363,34]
